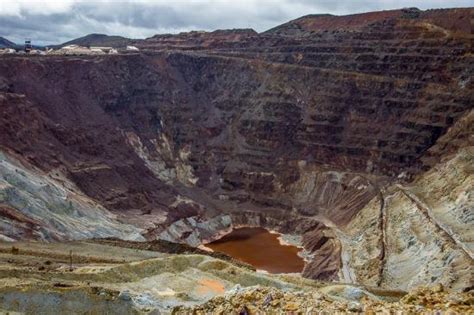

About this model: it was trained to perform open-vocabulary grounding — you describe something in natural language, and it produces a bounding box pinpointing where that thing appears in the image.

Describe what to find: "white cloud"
[0,0,75,16]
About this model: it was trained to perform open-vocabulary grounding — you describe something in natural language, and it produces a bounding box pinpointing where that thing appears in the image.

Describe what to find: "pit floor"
[206,227,304,273]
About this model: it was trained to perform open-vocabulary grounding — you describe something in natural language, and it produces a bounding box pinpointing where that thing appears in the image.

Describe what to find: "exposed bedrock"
[338,111,473,291]
[0,149,144,242]
[338,146,473,291]
[0,8,472,291]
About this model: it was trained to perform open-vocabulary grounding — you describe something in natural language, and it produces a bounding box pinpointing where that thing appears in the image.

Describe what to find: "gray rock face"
[0,150,144,241]
[159,215,233,247]
[338,145,473,291]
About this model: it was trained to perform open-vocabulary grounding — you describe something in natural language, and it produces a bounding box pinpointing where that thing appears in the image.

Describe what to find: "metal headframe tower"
[24,38,32,53]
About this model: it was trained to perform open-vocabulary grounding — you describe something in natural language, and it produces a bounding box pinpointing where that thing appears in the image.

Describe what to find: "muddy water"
[206,227,304,273]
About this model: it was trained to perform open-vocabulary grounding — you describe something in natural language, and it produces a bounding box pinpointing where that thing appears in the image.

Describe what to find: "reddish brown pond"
[206,227,304,273]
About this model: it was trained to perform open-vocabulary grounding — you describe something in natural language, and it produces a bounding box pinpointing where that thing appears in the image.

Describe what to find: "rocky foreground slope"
[0,241,471,314]
[0,6,473,300]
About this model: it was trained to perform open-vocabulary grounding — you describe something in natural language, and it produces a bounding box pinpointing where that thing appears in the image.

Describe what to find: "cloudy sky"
[0,0,472,45]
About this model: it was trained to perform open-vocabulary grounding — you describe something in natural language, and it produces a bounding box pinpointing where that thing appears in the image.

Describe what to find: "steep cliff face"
[338,110,473,290]
[0,8,472,290]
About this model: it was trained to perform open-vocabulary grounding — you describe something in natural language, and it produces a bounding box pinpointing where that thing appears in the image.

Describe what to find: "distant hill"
[0,37,47,50]
[263,7,471,36]
[263,9,408,35]
[0,37,19,49]
[59,33,131,48]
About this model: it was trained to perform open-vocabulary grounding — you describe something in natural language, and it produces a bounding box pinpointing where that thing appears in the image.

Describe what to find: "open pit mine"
[0,7,473,314]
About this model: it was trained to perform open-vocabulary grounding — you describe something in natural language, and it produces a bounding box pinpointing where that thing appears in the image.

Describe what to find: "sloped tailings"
[337,111,474,291]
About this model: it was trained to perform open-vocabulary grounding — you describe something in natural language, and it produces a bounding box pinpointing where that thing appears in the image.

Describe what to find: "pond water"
[206,227,304,274]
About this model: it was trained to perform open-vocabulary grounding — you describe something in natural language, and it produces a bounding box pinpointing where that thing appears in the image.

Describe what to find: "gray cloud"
[0,0,472,45]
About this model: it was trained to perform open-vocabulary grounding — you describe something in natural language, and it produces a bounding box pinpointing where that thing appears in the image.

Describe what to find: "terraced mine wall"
[0,8,472,290]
